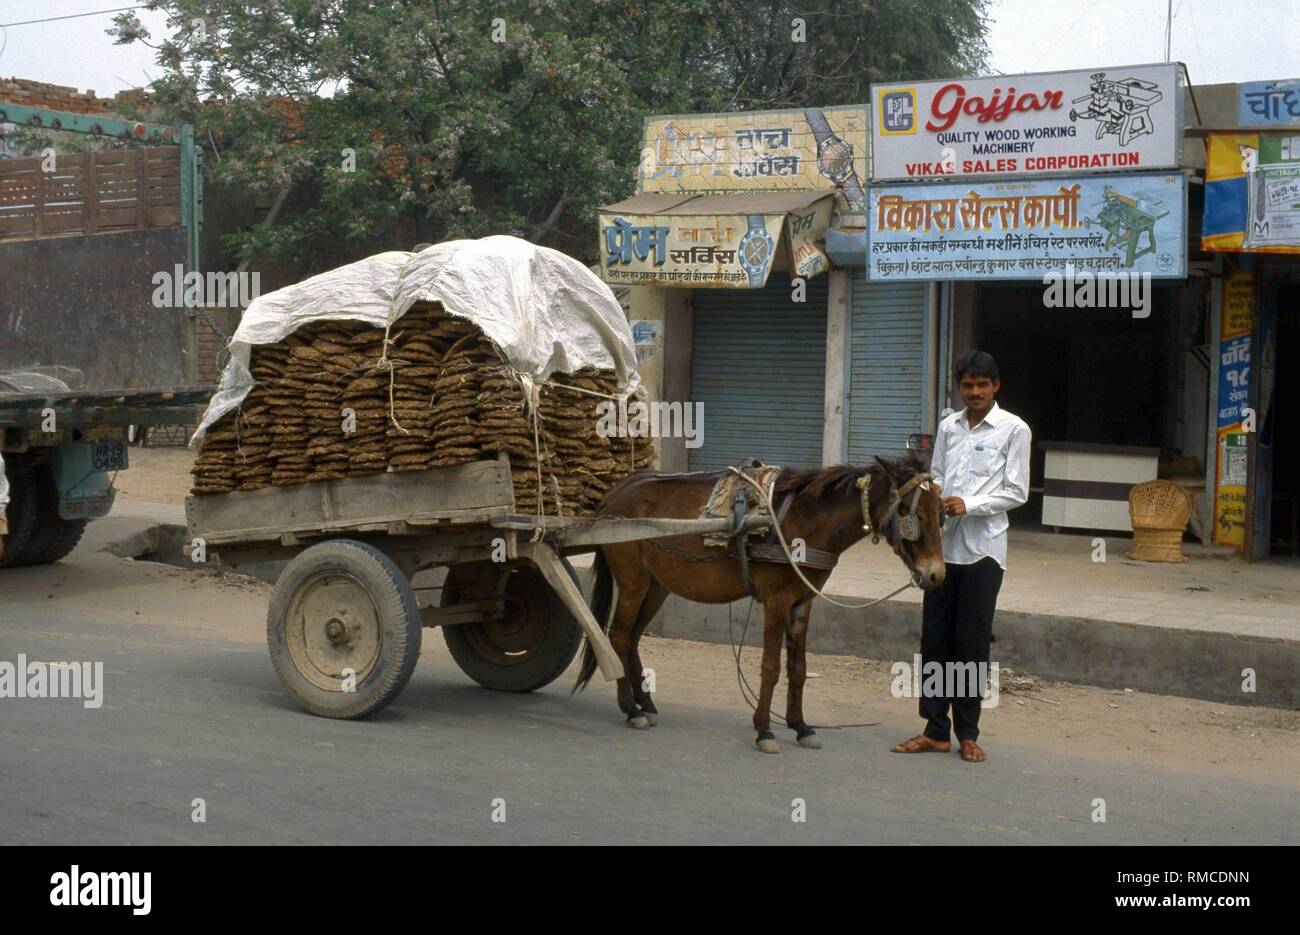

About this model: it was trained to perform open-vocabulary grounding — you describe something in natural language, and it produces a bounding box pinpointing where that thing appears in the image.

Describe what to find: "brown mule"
[574,454,946,753]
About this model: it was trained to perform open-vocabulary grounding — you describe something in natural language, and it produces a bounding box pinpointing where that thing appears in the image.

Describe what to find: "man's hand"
[942,496,967,518]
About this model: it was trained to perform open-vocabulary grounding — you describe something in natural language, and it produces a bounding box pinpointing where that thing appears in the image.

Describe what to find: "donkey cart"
[186,454,768,719]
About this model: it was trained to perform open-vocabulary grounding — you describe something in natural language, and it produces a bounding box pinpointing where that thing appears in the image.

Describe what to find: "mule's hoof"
[797,734,822,749]
[641,711,658,726]
[756,738,781,754]
[627,716,651,730]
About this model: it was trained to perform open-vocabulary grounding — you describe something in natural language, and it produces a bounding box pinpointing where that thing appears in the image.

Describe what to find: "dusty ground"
[627,633,1300,781]
[110,446,1299,783]
[114,446,196,506]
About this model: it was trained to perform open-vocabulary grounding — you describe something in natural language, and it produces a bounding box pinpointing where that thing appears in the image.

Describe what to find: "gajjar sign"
[871,63,1183,182]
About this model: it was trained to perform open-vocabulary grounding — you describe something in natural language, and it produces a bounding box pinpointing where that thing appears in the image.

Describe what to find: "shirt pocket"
[970,442,1004,478]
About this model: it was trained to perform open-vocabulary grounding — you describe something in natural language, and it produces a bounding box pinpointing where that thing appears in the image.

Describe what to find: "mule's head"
[869,454,945,589]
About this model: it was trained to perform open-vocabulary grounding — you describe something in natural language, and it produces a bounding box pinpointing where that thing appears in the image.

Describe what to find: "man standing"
[891,350,1030,763]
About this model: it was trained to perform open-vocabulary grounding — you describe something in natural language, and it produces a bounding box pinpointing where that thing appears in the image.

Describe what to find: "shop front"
[1200,81,1300,557]
[598,106,869,472]
[867,64,1206,538]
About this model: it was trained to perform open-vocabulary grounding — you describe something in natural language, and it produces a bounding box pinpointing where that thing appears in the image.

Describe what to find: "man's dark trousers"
[920,557,1004,743]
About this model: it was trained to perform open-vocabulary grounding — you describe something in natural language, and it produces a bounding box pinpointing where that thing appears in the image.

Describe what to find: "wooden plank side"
[186,460,515,542]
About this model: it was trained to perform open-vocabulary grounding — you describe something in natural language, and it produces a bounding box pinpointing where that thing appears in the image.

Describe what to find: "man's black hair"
[954,349,1000,383]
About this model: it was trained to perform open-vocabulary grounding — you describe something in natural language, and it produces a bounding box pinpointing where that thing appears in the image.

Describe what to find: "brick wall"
[0,78,129,115]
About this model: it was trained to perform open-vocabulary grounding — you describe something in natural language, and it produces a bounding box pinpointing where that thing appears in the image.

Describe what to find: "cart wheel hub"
[285,573,383,691]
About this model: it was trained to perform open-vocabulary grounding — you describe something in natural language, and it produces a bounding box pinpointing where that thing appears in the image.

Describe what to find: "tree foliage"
[111,0,989,270]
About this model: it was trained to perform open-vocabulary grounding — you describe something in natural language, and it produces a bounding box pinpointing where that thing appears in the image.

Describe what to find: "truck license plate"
[93,442,129,472]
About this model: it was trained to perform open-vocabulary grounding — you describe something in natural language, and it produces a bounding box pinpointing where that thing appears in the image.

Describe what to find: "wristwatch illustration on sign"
[738,214,775,287]
[804,107,865,208]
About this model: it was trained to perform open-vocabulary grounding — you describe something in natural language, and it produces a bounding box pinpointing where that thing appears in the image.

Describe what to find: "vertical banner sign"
[1214,272,1254,548]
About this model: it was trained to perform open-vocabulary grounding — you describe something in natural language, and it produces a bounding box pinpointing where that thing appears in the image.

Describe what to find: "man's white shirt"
[0,451,8,516]
[929,402,1031,570]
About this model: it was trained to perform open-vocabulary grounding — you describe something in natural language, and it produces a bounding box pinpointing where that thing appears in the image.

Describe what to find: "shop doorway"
[1269,284,1300,556]
[971,284,1179,528]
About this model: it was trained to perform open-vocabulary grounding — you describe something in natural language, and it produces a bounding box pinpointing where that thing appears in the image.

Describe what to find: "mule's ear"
[873,455,899,482]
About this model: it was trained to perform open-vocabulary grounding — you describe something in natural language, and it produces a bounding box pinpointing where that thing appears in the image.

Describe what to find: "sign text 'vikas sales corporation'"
[871,63,1182,182]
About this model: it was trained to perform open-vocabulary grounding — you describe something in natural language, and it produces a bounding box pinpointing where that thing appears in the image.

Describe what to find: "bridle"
[856,470,934,569]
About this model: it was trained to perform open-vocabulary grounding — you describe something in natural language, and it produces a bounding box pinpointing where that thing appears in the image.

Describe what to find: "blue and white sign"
[866,171,1187,281]
[1239,80,1300,127]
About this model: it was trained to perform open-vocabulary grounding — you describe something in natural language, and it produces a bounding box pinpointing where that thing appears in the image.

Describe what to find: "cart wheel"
[441,559,583,693]
[267,539,421,719]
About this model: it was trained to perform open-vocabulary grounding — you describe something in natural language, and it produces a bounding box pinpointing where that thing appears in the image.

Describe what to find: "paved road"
[1,538,1296,845]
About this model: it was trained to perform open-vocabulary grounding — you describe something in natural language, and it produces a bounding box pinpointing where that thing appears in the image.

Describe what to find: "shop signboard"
[870,63,1182,182]
[865,171,1187,281]
[599,194,834,288]
[637,107,868,222]
[1213,271,1254,548]
[1239,80,1300,127]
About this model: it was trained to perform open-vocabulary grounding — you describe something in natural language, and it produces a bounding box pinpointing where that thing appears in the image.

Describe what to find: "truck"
[0,372,208,566]
[0,103,211,565]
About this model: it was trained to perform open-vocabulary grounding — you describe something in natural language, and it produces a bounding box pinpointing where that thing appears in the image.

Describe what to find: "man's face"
[958,373,999,413]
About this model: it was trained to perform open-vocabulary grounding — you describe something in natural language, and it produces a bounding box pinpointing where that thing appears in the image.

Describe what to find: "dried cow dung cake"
[192,304,650,513]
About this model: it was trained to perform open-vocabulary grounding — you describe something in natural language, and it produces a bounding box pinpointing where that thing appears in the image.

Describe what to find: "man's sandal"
[890,735,951,753]
[959,740,986,762]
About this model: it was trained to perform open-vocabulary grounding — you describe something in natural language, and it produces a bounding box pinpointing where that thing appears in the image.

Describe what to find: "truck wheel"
[441,559,583,693]
[267,539,422,719]
[0,468,43,569]
[23,465,88,565]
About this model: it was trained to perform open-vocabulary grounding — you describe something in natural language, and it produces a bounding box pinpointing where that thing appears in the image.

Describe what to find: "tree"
[111,0,989,271]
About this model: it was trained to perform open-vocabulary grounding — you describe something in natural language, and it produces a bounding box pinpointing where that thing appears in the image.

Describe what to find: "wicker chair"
[1128,479,1192,563]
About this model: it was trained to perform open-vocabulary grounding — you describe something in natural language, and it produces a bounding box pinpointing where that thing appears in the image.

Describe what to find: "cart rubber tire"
[441,559,583,693]
[0,467,44,569]
[267,539,421,719]
[23,465,88,565]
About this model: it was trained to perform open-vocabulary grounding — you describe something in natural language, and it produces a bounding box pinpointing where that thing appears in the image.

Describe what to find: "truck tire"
[22,464,88,565]
[267,539,422,719]
[0,467,43,569]
[441,559,583,693]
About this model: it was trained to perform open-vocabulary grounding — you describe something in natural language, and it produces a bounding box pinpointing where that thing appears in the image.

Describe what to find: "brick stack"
[191,303,654,515]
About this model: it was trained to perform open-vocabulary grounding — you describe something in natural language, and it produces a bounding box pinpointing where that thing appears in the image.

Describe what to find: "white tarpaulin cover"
[194,235,639,441]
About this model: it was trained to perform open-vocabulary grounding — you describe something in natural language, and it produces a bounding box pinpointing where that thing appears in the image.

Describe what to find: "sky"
[0,0,1298,97]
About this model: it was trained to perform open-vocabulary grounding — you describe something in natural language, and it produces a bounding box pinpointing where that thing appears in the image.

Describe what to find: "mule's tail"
[572,549,613,694]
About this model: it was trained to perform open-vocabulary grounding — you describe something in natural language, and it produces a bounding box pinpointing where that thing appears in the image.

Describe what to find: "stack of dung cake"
[191,302,654,515]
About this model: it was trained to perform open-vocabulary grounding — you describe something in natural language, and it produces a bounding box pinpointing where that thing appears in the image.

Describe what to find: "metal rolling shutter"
[688,273,828,472]
[847,276,928,461]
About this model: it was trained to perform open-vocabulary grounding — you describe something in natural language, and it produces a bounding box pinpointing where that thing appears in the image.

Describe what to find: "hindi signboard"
[599,194,833,288]
[1239,80,1300,127]
[1213,271,1255,548]
[638,107,868,222]
[865,171,1187,281]
[871,63,1182,182]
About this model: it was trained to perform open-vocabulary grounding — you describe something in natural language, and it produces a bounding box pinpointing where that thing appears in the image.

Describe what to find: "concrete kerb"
[651,591,1299,709]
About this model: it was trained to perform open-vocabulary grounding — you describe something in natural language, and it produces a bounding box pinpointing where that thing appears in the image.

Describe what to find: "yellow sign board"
[638,106,867,221]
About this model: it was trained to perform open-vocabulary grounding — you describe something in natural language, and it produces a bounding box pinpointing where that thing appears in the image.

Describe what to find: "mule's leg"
[606,545,653,729]
[753,598,790,754]
[784,597,820,749]
[628,579,669,726]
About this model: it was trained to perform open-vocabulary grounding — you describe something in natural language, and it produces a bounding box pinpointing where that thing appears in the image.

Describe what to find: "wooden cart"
[186,455,767,719]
